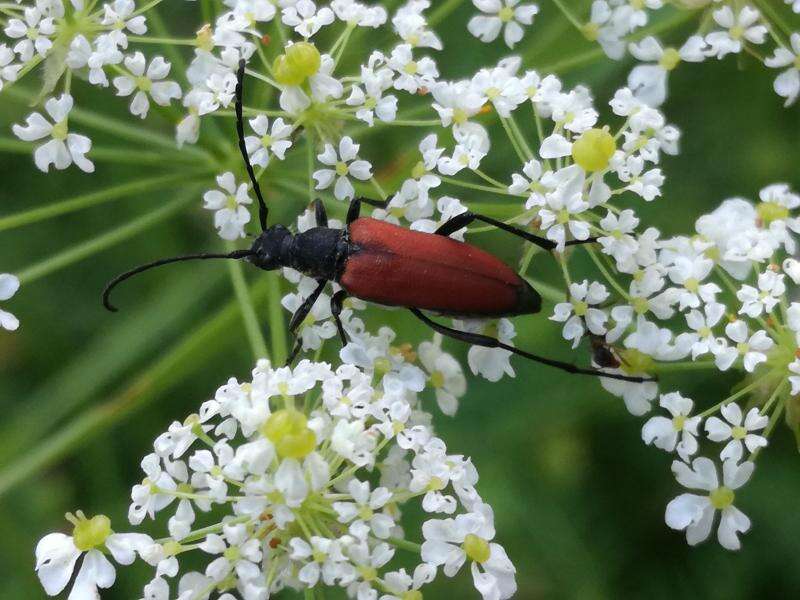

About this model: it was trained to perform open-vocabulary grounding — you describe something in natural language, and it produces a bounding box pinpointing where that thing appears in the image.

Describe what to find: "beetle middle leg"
[409,308,654,383]
[330,290,349,346]
[434,211,596,251]
[285,279,328,365]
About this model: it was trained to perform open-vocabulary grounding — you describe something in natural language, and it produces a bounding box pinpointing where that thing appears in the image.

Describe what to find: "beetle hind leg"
[331,290,349,346]
[409,308,654,384]
[434,211,597,250]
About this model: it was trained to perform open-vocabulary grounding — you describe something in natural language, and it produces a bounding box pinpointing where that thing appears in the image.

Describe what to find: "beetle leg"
[346,197,390,226]
[346,197,362,225]
[288,279,327,334]
[286,337,303,366]
[409,308,654,384]
[330,290,349,346]
[236,59,269,231]
[314,198,328,227]
[434,211,596,251]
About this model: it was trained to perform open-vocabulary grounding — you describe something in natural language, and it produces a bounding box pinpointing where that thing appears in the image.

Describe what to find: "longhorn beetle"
[102,59,649,384]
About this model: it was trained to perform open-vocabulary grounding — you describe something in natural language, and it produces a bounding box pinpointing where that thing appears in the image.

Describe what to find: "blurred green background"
[1,1,800,598]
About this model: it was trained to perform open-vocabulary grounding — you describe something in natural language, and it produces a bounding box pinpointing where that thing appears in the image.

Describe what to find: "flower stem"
[0,172,200,232]
[552,0,585,32]
[226,245,269,360]
[17,189,198,284]
[387,536,422,554]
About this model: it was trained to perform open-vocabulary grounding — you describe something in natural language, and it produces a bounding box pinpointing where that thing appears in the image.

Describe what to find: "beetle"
[102,60,648,384]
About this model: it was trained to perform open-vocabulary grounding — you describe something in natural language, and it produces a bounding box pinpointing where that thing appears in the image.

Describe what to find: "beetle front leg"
[313,198,328,228]
[288,279,327,334]
[346,197,391,225]
[434,211,596,251]
[330,290,349,346]
[409,308,654,384]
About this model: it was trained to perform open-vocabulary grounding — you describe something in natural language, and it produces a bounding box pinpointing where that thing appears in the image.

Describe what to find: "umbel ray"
[102,59,649,384]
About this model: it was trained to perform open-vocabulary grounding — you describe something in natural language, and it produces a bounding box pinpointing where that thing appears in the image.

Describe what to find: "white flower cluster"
[35,357,514,600]
[6,0,184,171]
[541,1,800,108]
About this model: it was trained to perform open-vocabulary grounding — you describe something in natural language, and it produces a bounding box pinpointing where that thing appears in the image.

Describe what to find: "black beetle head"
[248,225,293,271]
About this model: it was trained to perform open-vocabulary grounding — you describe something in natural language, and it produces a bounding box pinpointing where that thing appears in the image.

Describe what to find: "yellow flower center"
[672,415,686,431]
[430,370,445,388]
[462,534,491,563]
[709,486,735,509]
[732,425,748,440]
[71,514,112,552]
[499,6,514,22]
[335,161,349,177]
[571,128,617,172]
[51,120,68,141]
[260,409,316,458]
[659,48,681,71]
[756,201,789,225]
[684,277,699,293]
[403,61,419,75]
[274,42,321,86]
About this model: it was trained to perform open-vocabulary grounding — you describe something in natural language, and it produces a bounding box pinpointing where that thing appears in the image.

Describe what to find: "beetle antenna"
[236,58,268,231]
[102,249,255,312]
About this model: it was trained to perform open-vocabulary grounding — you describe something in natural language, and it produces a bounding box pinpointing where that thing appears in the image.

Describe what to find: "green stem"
[552,0,585,32]
[267,272,288,364]
[651,360,719,373]
[226,246,269,360]
[0,172,202,232]
[387,536,422,554]
[506,115,535,160]
[523,276,565,304]
[17,189,198,283]
[428,0,464,25]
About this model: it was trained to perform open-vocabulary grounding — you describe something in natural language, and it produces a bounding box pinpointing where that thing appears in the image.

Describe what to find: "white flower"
[765,33,800,106]
[200,523,262,584]
[538,165,591,251]
[313,136,373,200]
[455,318,516,382]
[202,172,252,240]
[551,280,609,349]
[282,0,335,38]
[422,503,516,600]
[387,43,439,93]
[244,115,293,167]
[382,564,436,599]
[666,457,754,550]
[642,392,700,461]
[705,6,767,59]
[714,321,774,372]
[0,44,21,90]
[705,403,768,462]
[0,273,20,331]
[346,60,397,126]
[35,514,152,599]
[418,337,467,416]
[685,302,725,359]
[4,7,55,62]
[101,0,148,40]
[12,94,94,173]
[113,53,181,119]
[332,479,395,539]
[397,134,443,207]
[737,269,785,317]
[467,0,539,48]
[627,35,705,106]
[278,52,343,114]
[410,196,469,240]
[392,1,442,49]
[289,536,353,586]
[598,209,640,272]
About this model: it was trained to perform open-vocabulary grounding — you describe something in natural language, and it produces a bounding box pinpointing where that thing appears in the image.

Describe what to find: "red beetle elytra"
[103,60,648,384]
